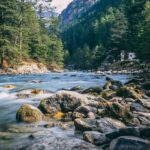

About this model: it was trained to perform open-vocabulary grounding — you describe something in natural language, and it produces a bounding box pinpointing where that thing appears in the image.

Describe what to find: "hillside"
[60,0,98,29]
[61,0,150,70]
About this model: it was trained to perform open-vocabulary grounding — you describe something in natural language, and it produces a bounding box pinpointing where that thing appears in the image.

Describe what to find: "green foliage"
[62,0,149,70]
[0,0,64,68]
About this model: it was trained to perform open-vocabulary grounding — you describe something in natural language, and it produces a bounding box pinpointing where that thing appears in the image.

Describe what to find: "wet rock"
[16,89,50,99]
[101,90,116,100]
[117,86,144,100]
[72,112,85,120]
[106,76,114,82]
[27,80,43,83]
[38,98,59,116]
[87,112,96,119]
[38,91,89,115]
[70,86,83,91]
[102,102,133,124]
[74,117,125,133]
[105,127,140,140]
[140,127,150,139]
[74,118,97,131]
[110,136,150,150]
[83,131,110,146]
[16,104,43,123]
[131,102,149,112]
[96,117,126,133]
[75,106,97,116]
[142,82,150,90]
[2,85,16,89]
[82,86,102,95]
[103,81,112,90]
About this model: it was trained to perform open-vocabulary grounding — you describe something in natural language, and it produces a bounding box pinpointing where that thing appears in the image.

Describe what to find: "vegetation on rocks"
[16,104,43,123]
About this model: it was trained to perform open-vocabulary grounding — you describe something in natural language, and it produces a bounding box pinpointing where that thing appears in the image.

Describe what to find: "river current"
[0,72,130,149]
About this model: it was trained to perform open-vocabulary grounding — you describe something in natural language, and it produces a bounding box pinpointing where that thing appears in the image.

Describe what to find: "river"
[0,72,130,149]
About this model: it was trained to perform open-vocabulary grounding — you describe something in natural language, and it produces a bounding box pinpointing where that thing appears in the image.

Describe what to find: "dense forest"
[62,0,150,69]
[0,0,64,68]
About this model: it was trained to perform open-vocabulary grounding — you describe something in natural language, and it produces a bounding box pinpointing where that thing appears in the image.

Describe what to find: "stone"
[102,102,133,124]
[83,131,110,146]
[75,105,97,116]
[16,104,43,123]
[131,102,149,112]
[2,85,16,89]
[110,136,150,150]
[70,86,83,91]
[74,118,97,131]
[101,90,116,100]
[96,117,126,133]
[82,86,102,95]
[117,86,144,100]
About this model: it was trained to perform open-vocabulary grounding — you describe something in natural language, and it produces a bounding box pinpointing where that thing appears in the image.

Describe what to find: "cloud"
[51,0,72,13]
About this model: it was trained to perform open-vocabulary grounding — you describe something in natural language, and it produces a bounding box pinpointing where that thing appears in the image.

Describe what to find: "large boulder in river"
[38,91,89,115]
[16,104,43,123]
[110,136,150,150]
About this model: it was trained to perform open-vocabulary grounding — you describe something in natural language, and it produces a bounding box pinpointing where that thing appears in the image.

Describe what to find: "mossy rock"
[101,90,116,100]
[103,102,133,124]
[16,104,43,123]
[117,86,144,100]
[103,81,112,90]
[82,86,102,95]
[38,98,58,116]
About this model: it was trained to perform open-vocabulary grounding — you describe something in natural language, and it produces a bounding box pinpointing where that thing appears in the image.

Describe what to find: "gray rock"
[83,131,110,146]
[74,117,125,133]
[74,118,97,131]
[96,117,126,133]
[110,136,150,150]
[131,102,149,112]
[82,86,102,95]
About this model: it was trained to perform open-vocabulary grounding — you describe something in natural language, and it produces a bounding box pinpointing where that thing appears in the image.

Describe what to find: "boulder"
[96,117,126,133]
[131,102,149,112]
[110,136,150,150]
[38,91,89,114]
[82,86,102,95]
[102,102,133,124]
[16,104,43,123]
[70,86,83,91]
[75,105,97,116]
[83,131,110,146]
[101,90,116,100]
[74,118,97,131]
[74,117,125,133]
[117,86,144,100]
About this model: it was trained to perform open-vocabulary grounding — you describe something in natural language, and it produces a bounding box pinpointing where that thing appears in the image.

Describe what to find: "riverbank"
[0,61,65,75]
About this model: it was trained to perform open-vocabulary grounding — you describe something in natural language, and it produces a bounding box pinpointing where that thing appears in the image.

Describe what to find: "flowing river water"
[0,72,130,149]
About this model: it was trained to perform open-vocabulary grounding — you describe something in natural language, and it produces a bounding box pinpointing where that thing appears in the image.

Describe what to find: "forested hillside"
[0,0,64,68]
[60,0,97,29]
[62,0,150,69]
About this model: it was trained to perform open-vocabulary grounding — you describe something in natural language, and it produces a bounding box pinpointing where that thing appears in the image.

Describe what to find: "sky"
[51,0,72,13]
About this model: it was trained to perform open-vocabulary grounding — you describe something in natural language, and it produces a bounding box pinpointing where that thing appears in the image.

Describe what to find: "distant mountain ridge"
[60,0,98,29]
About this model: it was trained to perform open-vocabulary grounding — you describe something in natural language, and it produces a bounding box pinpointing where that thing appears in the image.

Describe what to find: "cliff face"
[60,0,97,29]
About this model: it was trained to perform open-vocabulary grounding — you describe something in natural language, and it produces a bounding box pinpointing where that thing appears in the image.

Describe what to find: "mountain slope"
[60,0,98,29]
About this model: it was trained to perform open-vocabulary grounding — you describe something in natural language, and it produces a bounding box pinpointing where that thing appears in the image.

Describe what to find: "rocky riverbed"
[0,72,149,150]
